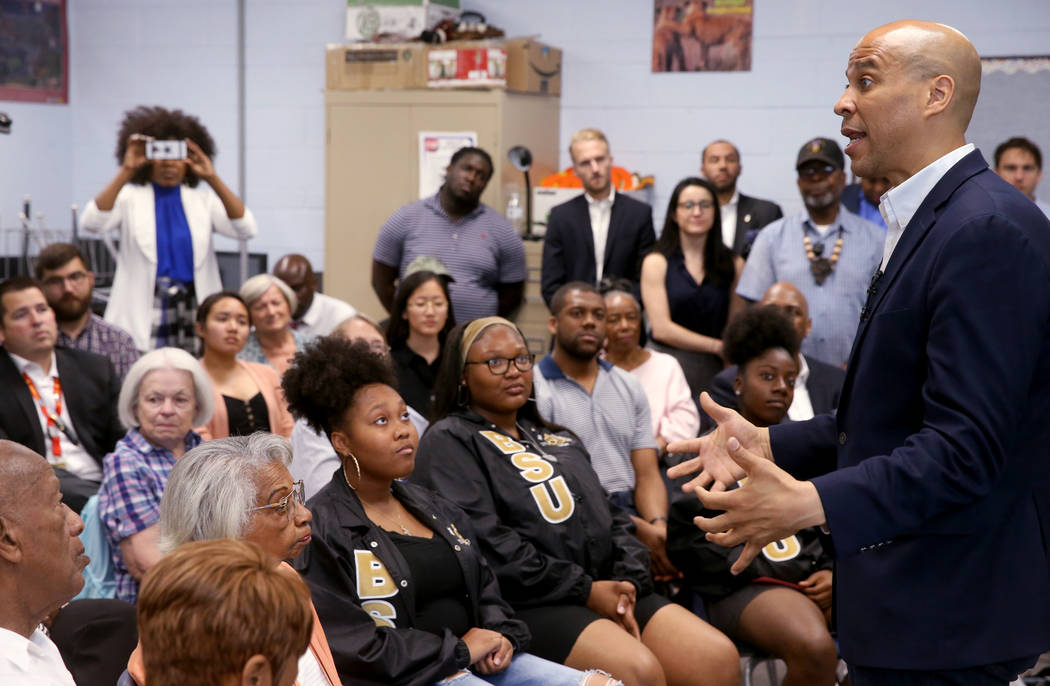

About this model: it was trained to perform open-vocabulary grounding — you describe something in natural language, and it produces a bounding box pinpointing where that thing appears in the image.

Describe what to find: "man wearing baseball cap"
[735,137,884,368]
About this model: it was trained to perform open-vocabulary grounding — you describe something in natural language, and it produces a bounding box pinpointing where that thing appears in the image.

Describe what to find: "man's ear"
[239,654,273,686]
[924,74,955,118]
[547,315,557,336]
[0,515,25,565]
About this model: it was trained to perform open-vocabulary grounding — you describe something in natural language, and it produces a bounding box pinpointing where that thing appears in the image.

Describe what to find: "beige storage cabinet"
[324,88,559,343]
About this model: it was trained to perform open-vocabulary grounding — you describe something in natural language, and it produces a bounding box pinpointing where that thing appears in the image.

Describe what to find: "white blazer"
[81,183,257,351]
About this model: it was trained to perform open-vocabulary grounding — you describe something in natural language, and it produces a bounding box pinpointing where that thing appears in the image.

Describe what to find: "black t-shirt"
[223,392,270,436]
[387,531,472,637]
[391,345,441,415]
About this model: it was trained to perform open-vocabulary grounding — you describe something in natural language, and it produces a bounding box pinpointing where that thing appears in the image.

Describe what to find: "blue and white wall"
[1,0,1048,274]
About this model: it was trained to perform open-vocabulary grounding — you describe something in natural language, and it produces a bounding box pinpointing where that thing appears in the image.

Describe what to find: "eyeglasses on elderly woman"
[248,480,306,518]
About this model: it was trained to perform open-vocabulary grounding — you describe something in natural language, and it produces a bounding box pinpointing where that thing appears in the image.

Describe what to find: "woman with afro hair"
[282,337,609,686]
[81,105,257,354]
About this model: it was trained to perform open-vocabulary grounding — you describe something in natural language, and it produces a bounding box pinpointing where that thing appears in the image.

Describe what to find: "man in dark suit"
[669,21,1050,684]
[0,277,123,511]
[540,128,655,306]
[700,139,783,257]
[707,282,843,426]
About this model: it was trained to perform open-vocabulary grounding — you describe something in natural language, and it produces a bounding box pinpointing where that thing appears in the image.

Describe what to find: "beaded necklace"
[803,226,844,285]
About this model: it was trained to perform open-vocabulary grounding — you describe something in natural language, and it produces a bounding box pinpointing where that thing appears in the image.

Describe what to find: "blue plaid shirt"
[97,428,201,603]
[56,314,141,381]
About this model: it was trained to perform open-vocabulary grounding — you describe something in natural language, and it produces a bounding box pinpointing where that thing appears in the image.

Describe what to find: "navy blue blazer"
[540,192,655,306]
[770,150,1050,669]
[733,193,783,256]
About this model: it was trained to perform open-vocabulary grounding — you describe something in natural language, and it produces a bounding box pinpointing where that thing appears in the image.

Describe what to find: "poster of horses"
[652,0,753,72]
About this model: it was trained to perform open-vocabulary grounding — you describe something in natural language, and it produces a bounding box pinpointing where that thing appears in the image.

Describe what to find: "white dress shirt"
[296,291,357,339]
[586,187,615,281]
[787,354,814,422]
[879,144,975,270]
[0,626,76,686]
[8,351,101,481]
[719,190,740,250]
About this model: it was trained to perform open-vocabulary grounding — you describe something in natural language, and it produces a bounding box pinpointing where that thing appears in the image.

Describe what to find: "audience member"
[36,242,140,380]
[669,306,838,686]
[238,273,310,376]
[669,20,1050,681]
[97,347,213,604]
[540,128,655,305]
[708,282,844,424]
[533,283,676,579]
[286,339,600,686]
[700,140,784,256]
[194,292,293,440]
[0,441,88,686]
[133,434,341,686]
[288,315,428,499]
[81,105,257,353]
[0,277,123,511]
[372,146,526,321]
[736,137,883,368]
[600,279,699,460]
[641,177,744,397]
[995,136,1050,217]
[136,539,312,686]
[386,269,455,416]
[273,253,357,338]
[842,175,891,228]
[416,318,740,686]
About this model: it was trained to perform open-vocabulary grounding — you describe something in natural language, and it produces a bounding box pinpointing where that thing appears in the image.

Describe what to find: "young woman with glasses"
[386,270,456,417]
[640,177,745,399]
[414,317,741,686]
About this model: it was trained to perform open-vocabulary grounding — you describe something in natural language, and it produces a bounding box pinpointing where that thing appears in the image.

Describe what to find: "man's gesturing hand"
[666,392,773,492]
[693,437,826,575]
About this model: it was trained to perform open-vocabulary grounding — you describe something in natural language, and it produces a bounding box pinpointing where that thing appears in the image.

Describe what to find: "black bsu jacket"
[295,475,529,686]
[411,410,653,608]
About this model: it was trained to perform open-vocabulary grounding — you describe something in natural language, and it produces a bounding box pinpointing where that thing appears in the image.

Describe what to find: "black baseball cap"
[796,137,844,170]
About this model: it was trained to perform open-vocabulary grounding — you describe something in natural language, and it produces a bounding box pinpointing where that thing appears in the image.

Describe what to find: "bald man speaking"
[669,20,1050,684]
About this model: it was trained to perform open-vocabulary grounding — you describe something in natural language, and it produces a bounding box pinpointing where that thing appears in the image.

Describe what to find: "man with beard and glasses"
[700,140,783,257]
[372,147,526,322]
[736,137,883,368]
[36,243,139,380]
[532,282,679,583]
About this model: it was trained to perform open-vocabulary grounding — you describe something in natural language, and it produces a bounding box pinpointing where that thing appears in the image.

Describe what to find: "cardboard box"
[427,42,507,88]
[326,43,427,90]
[346,0,459,43]
[504,37,562,95]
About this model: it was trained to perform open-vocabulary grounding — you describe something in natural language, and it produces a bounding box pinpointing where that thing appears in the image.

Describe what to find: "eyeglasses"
[407,298,448,311]
[465,353,535,375]
[677,200,714,211]
[798,164,837,179]
[249,481,306,518]
[42,271,89,289]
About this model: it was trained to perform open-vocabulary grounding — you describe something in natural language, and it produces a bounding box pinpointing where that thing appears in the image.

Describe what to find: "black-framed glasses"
[465,353,535,375]
[249,481,306,518]
[798,164,837,179]
[677,200,714,211]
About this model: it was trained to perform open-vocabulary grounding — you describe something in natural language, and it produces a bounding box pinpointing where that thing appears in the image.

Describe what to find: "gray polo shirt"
[533,355,657,495]
[737,206,883,367]
[373,193,527,322]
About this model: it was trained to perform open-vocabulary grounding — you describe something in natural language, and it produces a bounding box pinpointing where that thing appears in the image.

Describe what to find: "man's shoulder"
[738,193,782,213]
[805,355,846,383]
[56,345,113,372]
[839,207,884,239]
[613,192,652,214]
[88,314,137,347]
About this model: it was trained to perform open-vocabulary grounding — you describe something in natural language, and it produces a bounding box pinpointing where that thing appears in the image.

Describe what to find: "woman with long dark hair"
[385,269,455,415]
[640,177,744,398]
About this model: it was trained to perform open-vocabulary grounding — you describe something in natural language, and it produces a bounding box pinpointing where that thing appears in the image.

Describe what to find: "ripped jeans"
[435,653,621,686]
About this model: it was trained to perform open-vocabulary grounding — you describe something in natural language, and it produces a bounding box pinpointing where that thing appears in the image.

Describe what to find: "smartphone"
[146,139,187,160]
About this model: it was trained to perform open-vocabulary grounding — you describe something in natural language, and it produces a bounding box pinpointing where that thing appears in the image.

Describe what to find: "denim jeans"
[434,653,619,686]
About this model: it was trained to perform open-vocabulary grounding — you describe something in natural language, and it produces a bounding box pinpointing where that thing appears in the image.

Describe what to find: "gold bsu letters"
[479,431,575,524]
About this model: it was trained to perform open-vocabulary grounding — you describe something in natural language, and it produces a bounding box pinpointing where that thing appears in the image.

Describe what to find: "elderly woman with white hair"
[118,433,341,686]
[238,272,310,375]
[97,347,214,604]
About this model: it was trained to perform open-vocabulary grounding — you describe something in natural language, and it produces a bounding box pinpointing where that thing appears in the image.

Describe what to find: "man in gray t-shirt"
[371,147,526,323]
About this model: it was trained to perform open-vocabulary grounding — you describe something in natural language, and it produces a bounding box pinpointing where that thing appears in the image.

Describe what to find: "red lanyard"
[23,373,66,458]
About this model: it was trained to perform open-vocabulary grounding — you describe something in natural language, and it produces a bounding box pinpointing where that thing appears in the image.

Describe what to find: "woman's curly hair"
[723,305,800,369]
[282,338,397,437]
[116,105,216,187]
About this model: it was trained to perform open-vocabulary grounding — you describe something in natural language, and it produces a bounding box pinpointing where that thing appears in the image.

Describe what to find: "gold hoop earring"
[341,452,361,490]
